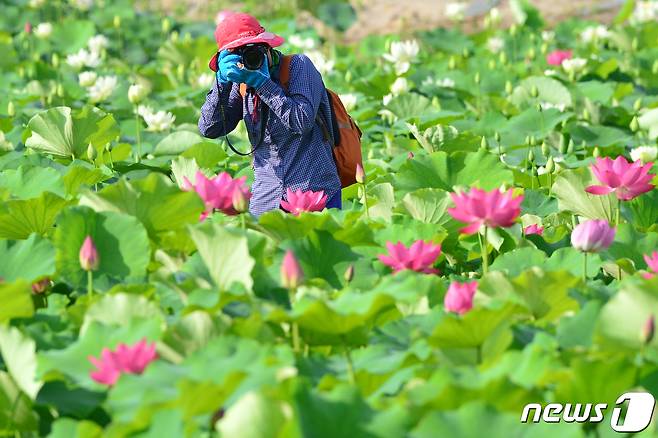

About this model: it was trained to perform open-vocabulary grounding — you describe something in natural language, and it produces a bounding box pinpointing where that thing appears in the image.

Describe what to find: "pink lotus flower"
[79,236,99,271]
[280,188,327,215]
[88,339,157,386]
[585,156,654,201]
[643,251,658,279]
[378,240,442,274]
[546,49,572,66]
[570,220,615,253]
[444,281,477,315]
[281,250,303,289]
[524,224,544,236]
[183,171,251,218]
[447,188,524,234]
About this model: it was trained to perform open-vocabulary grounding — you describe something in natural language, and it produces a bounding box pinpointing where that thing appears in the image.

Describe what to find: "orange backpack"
[239,55,363,188]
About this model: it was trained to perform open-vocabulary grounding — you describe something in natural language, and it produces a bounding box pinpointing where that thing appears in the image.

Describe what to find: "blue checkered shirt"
[198,53,341,217]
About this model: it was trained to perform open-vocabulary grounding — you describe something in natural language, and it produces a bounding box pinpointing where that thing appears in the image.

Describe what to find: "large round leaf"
[25,106,120,160]
[54,206,151,288]
[0,234,55,282]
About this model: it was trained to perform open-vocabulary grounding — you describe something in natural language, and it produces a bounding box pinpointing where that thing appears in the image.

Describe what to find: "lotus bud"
[509,24,517,37]
[643,315,655,345]
[474,72,481,85]
[633,98,642,113]
[525,135,531,146]
[128,83,147,105]
[612,98,619,107]
[355,163,365,184]
[281,250,303,290]
[593,146,601,158]
[488,59,496,70]
[183,32,192,44]
[499,51,507,65]
[462,48,470,58]
[345,70,352,83]
[162,17,171,33]
[18,67,24,78]
[536,103,543,112]
[7,101,15,117]
[559,135,568,154]
[407,151,414,159]
[448,56,457,70]
[170,30,179,42]
[527,47,536,60]
[51,53,59,68]
[630,116,640,133]
[86,143,97,161]
[528,149,535,162]
[177,64,185,80]
[631,37,639,51]
[567,139,575,154]
[232,188,248,213]
[56,83,64,97]
[494,131,501,143]
[24,21,32,34]
[480,136,488,150]
[31,277,51,295]
[653,60,658,75]
[113,15,121,28]
[546,156,555,173]
[344,264,355,283]
[541,141,549,157]
[46,95,53,105]
[504,80,513,95]
[79,236,100,271]
[530,85,539,98]
[540,42,548,54]
[529,136,536,146]
[582,108,590,122]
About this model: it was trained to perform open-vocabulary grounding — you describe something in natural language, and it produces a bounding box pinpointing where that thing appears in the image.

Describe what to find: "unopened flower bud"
[56,83,64,97]
[113,15,121,28]
[344,264,355,283]
[52,53,59,68]
[480,136,488,150]
[128,83,147,105]
[232,189,248,213]
[162,17,171,33]
[653,60,658,75]
[448,56,457,70]
[528,149,535,162]
[527,47,536,60]
[505,80,513,95]
[541,141,549,157]
[593,146,601,158]
[488,59,496,70]
[7,101,15,117]
[630,116,640,133]
[546,156,555,173]
[567,139,575,154]
[87,143,97,161]
[281,250,303,290]
[643,314,655,345]
[31,277,51,294]
[540,43,548,55]
[582,108,590,122]
[79,236,100,271]
[474,72,481,85]
[530,85,539,98]
[494,131,501,142]
[355,163,365,184]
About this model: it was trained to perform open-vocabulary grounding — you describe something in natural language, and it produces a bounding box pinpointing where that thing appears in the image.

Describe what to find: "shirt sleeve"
[255,54,323,136]
[198,79,244,139]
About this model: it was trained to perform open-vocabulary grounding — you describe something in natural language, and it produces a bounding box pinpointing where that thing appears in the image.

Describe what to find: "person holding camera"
[198,12,341,218]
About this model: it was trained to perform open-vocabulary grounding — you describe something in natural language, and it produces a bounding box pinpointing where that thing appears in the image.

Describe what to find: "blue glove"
[225,53,270,89]
[216,50,242,84]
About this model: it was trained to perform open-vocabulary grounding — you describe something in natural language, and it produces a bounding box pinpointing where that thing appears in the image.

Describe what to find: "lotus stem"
[616,198,621,227]
[292,322,300,353]
[342,336,356,384]
[479,226,489,275]
[583,252,588,283]
[361,183,369,219]
[135,108,142,163]
[87,270,93,297]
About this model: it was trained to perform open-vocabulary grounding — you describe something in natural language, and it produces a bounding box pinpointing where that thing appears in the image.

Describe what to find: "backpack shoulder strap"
[279,55,293,92]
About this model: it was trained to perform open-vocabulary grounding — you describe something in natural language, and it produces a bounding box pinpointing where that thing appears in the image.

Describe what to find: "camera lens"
[242,46,264,70]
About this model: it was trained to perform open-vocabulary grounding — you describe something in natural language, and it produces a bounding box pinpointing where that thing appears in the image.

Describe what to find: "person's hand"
[217,50,241,84]
[225,54,270,89]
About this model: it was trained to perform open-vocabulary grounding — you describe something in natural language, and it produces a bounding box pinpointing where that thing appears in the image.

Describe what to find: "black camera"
[234,44,267,70]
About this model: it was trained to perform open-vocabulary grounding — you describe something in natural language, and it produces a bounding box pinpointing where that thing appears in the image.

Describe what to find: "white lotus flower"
[383,40,419,76]
[88,35,109,54]
[195,73,214,89]
[128,83,148,104]
[630,146,658,164]
[70,0,94,10]
[539,101,566,112]
[422,76,455,89]
[66,48,100,70]
[541,31,555,42]
[87,76,117,103]
[488,7,501,24]
[580,25,611,43]
[78,71,97,87]
[339,93,357,112]
[34,23,52,39]
[142,109,176,132]
[445,2,467,20]
[544,69,558,76]
[382,94,393,106]
[487,37,504,53]
[561,58,587,73]
[390,77,409,95]
[288,35,316,50]
[633,1,658,22]
[306,51,334,75]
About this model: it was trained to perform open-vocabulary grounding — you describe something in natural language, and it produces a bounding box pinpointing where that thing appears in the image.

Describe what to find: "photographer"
[199,12,341,218]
